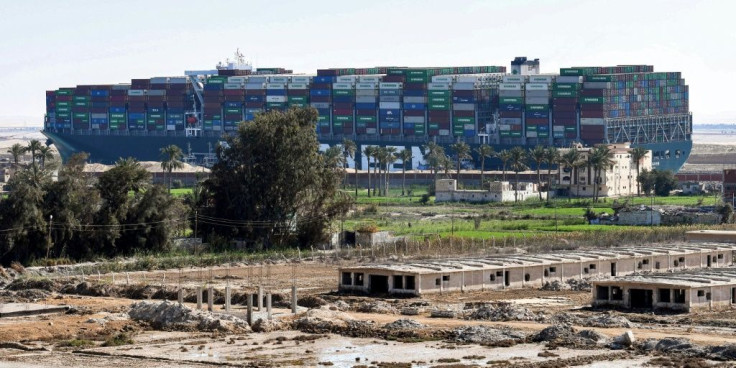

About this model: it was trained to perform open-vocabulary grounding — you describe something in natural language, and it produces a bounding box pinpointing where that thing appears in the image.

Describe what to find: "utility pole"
[45,215,53,263]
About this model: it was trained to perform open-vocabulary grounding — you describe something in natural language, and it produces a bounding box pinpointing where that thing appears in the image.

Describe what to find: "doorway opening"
[369,275,389,294]
[630,289,653,309]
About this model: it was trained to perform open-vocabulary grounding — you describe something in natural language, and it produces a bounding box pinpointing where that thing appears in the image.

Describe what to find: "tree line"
[0,140,186,265]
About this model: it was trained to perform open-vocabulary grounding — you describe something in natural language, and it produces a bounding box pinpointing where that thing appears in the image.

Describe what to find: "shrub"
[171,180,184,189]
[419,194,431,205]
[102,333,133,347]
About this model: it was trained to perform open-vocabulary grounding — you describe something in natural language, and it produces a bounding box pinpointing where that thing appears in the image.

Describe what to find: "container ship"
[43,53,692,172]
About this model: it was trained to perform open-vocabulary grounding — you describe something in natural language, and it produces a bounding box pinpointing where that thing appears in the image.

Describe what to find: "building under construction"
[338,243,736,296]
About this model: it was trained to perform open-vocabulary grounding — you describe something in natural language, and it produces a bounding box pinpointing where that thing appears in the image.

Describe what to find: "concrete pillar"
[207,286,214,312]
[225,286,231,312]
[291,285,298,314]
[246,293,253,325]
[266,293,272,320]
[126,272,130,286]
[178,288,184,305]
[196,286,203,310]
[258,286,264,311]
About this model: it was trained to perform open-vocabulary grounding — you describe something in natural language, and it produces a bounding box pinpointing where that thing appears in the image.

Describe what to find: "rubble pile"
[531,325,607,347]
[583,313,633,328]
[452,326,527,346]
[383,319,425,330]
[466,303,543,322]
[297,295,327,309]
[128,301,250,332]
[355,300,397,314]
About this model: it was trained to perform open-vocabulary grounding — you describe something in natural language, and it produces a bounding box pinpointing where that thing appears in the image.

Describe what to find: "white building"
[556,143,651,198]
[435,179,545,203]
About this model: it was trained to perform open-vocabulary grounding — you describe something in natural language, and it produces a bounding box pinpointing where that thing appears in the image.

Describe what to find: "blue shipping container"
[403,89,425,97]
[310,89,330,97]
[355,103,377,110]
[404,103,425,110]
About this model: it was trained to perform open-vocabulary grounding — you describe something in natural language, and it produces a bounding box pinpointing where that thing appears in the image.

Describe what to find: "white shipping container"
[529,75,554,83]
[404,116,425,123]
[583,82,610,89]
[148,90,166,96]
[380,96,401,102]
[428,83,450,90]
[224,83,242,90]
[499,90,523,97]
[266,96,286,102]
[500,118,522,124]
[359,76,382,83]
[245,83,265,90]
[91,113,107,118]
[127,90,145,96]
[379,82,402,89]
[336,76,357,83]
[355,90,377,96]
[503,76,526,83]
[453,103,475,111]
[333,83,353,90]
[248,77,268,83]
[291,76,311,83]
[356,83,377,89]
[404,96,426,103]
[464,124,475,130]
[499,124,510,131]
[525,83,549,91]
[553,126,565,132]
[525,97,549,104]
[456,76,480,83]
[169,78,187,84]
[266,83,285,89]
[499,83,522,91]
[212,125,222,131]
[525,90,550,97]
[431,76,454,83]
[555,76,582,83]
[439,129,450,136]
[526,131,538,138]
[580,118,605,125]
[228,77,247,84]
[310,102,330,109]
[269,77,289,83]
[452,82,476,91]
[379,102,401,109]
[355,96,377,103]
[288,83,308,89]
[366,128,377,134]
[166,125,176,131]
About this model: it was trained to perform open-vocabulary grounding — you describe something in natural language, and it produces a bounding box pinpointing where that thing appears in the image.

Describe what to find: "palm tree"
[7,143,26,168]
[508,146,529,202]
[363,145,375,197]
[372,147,381,196]
[497,149,512,181]
[37,146,54,169]
[342,139,357,197]
[589,145,616,203]
[475,144,494,189]
[528,145,547,201]
[26,139,43,166]
[450,141,471,184]
[560,147,581,201]
[423,142,445,185]
[160,144,184,193]
[396,149,413,196]
[383,146,398,195]
[630,147,648,197]
[544,147,560,202]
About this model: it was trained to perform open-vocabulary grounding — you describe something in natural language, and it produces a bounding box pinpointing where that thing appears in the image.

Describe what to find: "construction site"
[0,232,736,367]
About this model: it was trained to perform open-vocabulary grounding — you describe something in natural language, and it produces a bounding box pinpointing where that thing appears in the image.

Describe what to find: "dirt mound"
[451,326,526,346]
[466,303,542,322]
[532,325,575,342]
[531,325,605,347]
[383,319,425,330]
[355,301,397,314]
[297,295,327,309]
[72,282,118,297]
[14,289,50,301]
[294,309,377,337]
[583,313,633,328]
[128,301,250,332]
[251,318,288,333]
[6,278,59,292]
[541,279,591,291]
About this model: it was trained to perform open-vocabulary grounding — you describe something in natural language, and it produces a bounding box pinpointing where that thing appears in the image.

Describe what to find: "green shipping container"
[73,112,89,119]
[500,97,523,104]
[510,132,522,137]
[406,76,428,83]
[428,123,440,129]
[429,90,451,97]
[288,103,306,108]
[266,102,285,108]
[149,114,163,119]
[334,115,353,122]
[552,90,576,98]
[332,122,343,127]
[55,107,70,113]
[587,75,612,82]
[526,126,537,131]
[318,116,328,122]
[73,101,89,107]
[225,108,242,114]
[288,96,307,103]
[525,104,548,111]
[56,89,74,96]
[110,113,125,119]
[553,83,579,91]
[453,117,475,124]
[429,103,450,110]
[357,115,376,123]
[565,126,577,131]
[500,131,511,137]
[428,96,450,103]
[73,96,90,102]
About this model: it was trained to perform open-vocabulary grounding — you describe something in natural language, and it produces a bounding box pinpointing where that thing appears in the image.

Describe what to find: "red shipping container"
[287,89,308,96]
[526,118,548,125]
[553,98,578,104]
[499,111,522,118]
[403,83,426,90]
[428,110,451,118]
[403,110,424,117]
[454,110,475,118]
[581,110,604,118]
[332,109,352,115]
[580,89,604,97]
[554,111,576,119]
[310,96,330,103]
[452,90,476,97]
[382,75,405,83]
[355,109,376,115]
[333,103,354,109]
[223,90,245,96]
[245,90,266,96]
[245,102,264,108]
[553,104,576,112]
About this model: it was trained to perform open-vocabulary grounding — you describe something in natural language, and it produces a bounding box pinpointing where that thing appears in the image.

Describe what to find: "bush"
[102,333,133,347]
[363,204,378,215]
[171,180,184,189]
[419,194,431,205]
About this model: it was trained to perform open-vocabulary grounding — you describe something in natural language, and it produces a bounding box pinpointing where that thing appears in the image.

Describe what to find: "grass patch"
[102,333,133,347]
[58,339,95,348]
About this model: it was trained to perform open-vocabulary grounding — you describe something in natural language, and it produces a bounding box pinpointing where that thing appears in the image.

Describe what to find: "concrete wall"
[435,179,546,203]
[594,283,736,312]
[617,211,661,226]
[687,230,736,243]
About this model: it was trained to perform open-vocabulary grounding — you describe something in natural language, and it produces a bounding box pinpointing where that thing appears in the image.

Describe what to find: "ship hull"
[43,130,691,173]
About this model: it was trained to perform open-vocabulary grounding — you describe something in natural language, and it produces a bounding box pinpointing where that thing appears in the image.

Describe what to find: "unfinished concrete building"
[592,269,736,312]
[338,243,736,296]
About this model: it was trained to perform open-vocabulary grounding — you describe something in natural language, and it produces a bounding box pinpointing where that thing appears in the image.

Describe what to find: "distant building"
[434,179,545,203]
[614,206,721,226]
[680,181,706,195]
[723,169,736,206]
[555,143,651,198]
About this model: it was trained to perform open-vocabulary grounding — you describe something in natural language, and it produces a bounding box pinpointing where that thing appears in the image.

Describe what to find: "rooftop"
[340,243,736,275]
[593,267,736,288]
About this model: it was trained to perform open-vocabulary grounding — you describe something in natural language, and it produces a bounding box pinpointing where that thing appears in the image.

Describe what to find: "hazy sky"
[0,0,733,125]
